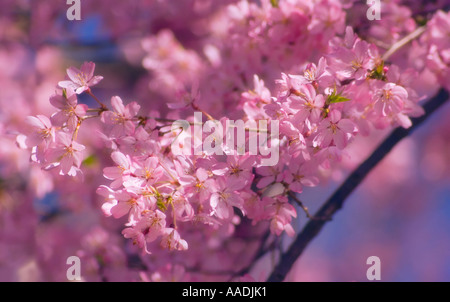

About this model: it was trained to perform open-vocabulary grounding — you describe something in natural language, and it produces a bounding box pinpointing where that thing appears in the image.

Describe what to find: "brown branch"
[267,88,449,282]
[381,26,426,61]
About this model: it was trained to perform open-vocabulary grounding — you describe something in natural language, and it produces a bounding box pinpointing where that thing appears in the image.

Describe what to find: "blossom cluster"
[20,24,430,255]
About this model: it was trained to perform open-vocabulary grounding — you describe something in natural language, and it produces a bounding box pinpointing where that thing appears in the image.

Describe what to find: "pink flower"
[23,115,55,147]
[263,195,297,237]
[117,127,159,157]
[108,190,142,224]
[289,84,326,123]
[275,73,306,100]
[212,154,255,187]
[58,61,103,94]
[270,215,295,237]
[177,166,216,203]
[134,156,165,187]
[124,209,167,252]
[313,110,356,149]
[242,75,272,104]
[300,57,334,89]
[45,132,85,175]
[160,228,188,251]
[373,83,408,116]
[283,161,319,193]
[103,151,133,189]
[101,96,140,138]
[255,161,284,189]
[121,210,167,254]
[122,226,148,253]
[328,40,375,81]
[172,193,195,222]
[279,121,307,158]
[50,89,87,131]
[210,177,246,220]
[241,75,271,120]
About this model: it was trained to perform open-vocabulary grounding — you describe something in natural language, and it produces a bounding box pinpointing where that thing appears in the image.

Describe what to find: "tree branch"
[267,88,450,282]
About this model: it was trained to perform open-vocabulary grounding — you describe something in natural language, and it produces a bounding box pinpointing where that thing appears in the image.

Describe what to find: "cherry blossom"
[58,61,103,94]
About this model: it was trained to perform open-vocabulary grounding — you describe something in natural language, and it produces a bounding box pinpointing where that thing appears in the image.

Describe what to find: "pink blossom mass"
[0,0,449,283]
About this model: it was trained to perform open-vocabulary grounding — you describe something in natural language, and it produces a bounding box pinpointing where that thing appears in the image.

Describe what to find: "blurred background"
[0,0,449,281]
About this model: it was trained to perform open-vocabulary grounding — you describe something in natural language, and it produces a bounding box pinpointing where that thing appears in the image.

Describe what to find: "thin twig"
[191,103,215,121]
[288,192,330,221]
[382,26,426,61]
[86,89,107,110]
[267,88,449,282]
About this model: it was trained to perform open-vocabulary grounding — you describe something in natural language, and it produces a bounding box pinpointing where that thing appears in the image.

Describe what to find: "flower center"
[330,123,338,134]
[383,89,393,101]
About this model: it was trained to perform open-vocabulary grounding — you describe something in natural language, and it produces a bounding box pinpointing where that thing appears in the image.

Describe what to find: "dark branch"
[267,88,450,282]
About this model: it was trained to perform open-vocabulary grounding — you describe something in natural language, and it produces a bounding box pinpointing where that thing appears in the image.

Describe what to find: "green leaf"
[327,89,350,104]
[329,95,350,103]
[367,60,387,81]
[157,199,167,211]
[270,0,279,8]
[82,154,98,167]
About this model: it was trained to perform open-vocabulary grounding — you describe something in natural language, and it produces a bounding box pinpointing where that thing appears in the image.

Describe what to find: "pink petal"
[58,80,76,90]
[66,67,82,84]
[101,200,117,216]
[49,94,66,109]
[71,141,85,151]
[88,75,103,86]
[396,113,412,128]
[281,203,297,218]
[75,104,87,116]
[124,121,135,135]
[111,96,125,114]
[111,201,130,218]
[111,151,129,168]
[284,223,295,237]
[329,110,342,123]
[145,157,159,170]
[60,155,73,175]
[333,130,347,149]
[240,155,256,169]
[196,168,209,182]
[75,86,88,94]
[289,181,303,193]
[210,193,220,209]
[257,176,275,189]
[80,62,95,79]
[126,102,140,118]
[50,111,68,127]
[67,115,78,131]
[337,119,355,133]
[26,116,44,129]
[104,166,123,180]
[226,177,247,191]
[301,176,319,187]
[100,111,115,124]
[212,162,229,175]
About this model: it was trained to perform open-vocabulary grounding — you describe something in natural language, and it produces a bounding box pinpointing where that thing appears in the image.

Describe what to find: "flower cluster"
[19,21,427,255]
[17,63,106,177]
